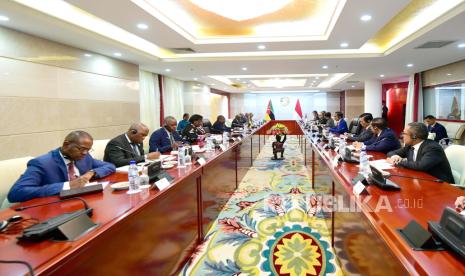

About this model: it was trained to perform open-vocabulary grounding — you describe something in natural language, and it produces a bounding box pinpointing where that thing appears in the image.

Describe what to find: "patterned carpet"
[181,136,341,276]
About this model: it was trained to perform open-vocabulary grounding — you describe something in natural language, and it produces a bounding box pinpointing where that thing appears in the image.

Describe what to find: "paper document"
[369,159,394,170]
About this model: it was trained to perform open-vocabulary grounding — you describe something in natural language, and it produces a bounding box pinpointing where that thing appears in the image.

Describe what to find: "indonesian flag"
[265,99,275,121]
[294,99,303,119]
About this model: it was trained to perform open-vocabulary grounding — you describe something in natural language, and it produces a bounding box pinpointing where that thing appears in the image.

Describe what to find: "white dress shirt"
[412,140,424,161]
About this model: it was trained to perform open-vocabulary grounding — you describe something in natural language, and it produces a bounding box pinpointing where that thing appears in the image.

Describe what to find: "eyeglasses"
[72,143,94,153]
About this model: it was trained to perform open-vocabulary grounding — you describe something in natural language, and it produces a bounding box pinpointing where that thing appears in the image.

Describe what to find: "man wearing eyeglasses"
[7,131,115,203]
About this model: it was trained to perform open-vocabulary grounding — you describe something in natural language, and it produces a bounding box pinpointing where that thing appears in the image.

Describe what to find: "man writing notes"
[386,122,454,183]
[104,123,160,167]
[149,116,182,153]
[8,131,115,203]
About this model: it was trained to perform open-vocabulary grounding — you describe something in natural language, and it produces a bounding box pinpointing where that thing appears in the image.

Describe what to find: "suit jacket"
[8,148,115,203]
[329,119,348,134]
[364,128,401,153]
[212,121,231,134]
[428,122,448,142]
[149,127,181,153]
[326,118,335,128]
[231,119,243,128]
[181,124,203,143]
[387,139,454,183]
[347,127,373,142]
[104,134,145,167]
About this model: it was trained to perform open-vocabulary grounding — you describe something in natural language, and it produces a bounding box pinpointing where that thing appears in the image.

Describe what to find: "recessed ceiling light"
[0,15,9,21]
[458,43,465,48]
[446,73,452,76]
[351,85,355,88]
[210,83,215,86]
[165,68,171,72]
[406,63,414,67]
[137,23,148,29]
[193,77,198,80]
[242,67,247,71]
[315,77,319,79]
[257,45,266,50]
[322,65,328,69]
[340,42,349,48]
[360,14,372,21]
[113,52,122,57]
[379,74,385,77]
[83,53,92,57]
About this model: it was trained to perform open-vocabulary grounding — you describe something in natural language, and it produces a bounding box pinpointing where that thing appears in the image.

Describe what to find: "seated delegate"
[329,111,348,134]
[212,115,231,133]
[8,131,115,203]
[182,114,206,143]
[104,123,160,167]
[424,115,448,142]
[346,113,373,142]
[387,122,454,183]
[149,116,182,153]
[354,117,400,154]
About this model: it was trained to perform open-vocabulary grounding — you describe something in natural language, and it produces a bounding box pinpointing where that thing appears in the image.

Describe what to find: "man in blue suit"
[424,115,448,142]
[149,116,182,153]
[354,117,400,154]
[329,111,348,134]
[8,131,115,203]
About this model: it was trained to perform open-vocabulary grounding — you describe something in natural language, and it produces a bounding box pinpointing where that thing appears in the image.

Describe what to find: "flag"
[450,96,460,118]
[294,99,303,119]
[265,99,275,121]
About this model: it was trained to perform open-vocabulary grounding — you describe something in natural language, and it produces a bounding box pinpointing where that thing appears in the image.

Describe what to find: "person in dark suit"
[347,113,373,142]
[212,115,231,134]
[387,122,454,183]
[324,112,335,128]
[319,111,327,125]
[231,114,244,128]
[104,123,160,167]
[8,131,115,203]
[424,115,448,142]
[181,114,205,143]
[149,116,182,153]
[329,111,348,134]
[354,117,400,153]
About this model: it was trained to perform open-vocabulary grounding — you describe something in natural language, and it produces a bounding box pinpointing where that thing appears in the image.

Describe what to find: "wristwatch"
[89,169,96,177]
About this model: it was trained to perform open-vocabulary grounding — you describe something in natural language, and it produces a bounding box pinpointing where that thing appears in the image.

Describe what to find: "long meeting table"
[0,123,269,275]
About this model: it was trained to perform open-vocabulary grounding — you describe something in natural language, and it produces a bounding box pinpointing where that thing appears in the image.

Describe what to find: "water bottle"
[223,132,228,145]
[127,160,140,194]
[178,145,186,168]
[339,138,346,156]
[184,145,192,165]
[359,145,370,177]
[139,166,150,189]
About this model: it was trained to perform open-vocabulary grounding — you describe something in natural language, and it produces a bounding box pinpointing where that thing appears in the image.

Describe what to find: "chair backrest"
[445,145,465,187]
[348,117,360,134]
[91,139,110,161]
[0,156,33,209]
[441,121,465,145]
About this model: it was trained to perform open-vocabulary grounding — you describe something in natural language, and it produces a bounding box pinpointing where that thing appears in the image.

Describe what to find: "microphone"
[388,174,444,183]
[115,145,137,155]
[15,197,92,216]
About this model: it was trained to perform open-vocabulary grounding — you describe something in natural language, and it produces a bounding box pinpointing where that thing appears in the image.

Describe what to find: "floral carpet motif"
[181,137,341,276]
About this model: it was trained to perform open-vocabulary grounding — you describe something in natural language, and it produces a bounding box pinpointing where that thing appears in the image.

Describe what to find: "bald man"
[104,123,160,167]
[8,131,115,203]
[149,116,182,153]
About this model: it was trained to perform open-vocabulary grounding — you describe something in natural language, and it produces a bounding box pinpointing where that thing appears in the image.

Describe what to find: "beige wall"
[182,82,228,122]
[0,26,139,160]
[326,92,341,114]
[422,59,465,87]
[344,89,364,119]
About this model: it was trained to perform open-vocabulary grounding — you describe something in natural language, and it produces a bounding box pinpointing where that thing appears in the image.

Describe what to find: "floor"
[181,136,341,276]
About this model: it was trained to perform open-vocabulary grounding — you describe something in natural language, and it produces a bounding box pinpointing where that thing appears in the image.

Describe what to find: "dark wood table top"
[0,125,267,275]
[299,125,465,275]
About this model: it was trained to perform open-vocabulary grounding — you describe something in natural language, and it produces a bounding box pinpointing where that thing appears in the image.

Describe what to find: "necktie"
[169,132,175,144]
[68,162,78,181]
[131,143,140,156]
[428,125,432,132]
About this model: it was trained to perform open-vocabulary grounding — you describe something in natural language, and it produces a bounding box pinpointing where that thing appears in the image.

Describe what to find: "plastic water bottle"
[178,145,186,168]
[339,138,346,155]
[184,145,192,165]
[359,145,370,177]
[139,166,150,189]
[222,132,228,145]
[128,160,140,194]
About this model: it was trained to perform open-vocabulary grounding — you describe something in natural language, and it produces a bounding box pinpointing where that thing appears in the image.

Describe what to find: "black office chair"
[348,117,360,135]
[203,119,212,134]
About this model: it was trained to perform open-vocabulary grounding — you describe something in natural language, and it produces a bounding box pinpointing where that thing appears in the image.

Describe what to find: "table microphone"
[15,197,93,216]
[388,174,444,183]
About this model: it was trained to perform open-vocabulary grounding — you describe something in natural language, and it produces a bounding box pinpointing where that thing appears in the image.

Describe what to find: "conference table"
[0,124,269,275]
[0,120,464,275]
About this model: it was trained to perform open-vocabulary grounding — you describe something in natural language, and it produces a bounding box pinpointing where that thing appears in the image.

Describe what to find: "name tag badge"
[197,157,206,165]
[155,178,170,191]
[220,144,227,151]
[353,181,367,195]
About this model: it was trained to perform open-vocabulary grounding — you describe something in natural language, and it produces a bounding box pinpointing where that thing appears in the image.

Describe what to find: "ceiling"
[1,0,465,93]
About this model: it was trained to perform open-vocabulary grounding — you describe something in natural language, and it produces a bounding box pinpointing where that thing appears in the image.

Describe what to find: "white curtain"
[139,70,160,133]
[405,73,423,125]
[163,76,184,121]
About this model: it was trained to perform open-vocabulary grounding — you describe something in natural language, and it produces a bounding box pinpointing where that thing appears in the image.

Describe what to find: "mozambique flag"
[265,99,275,121]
